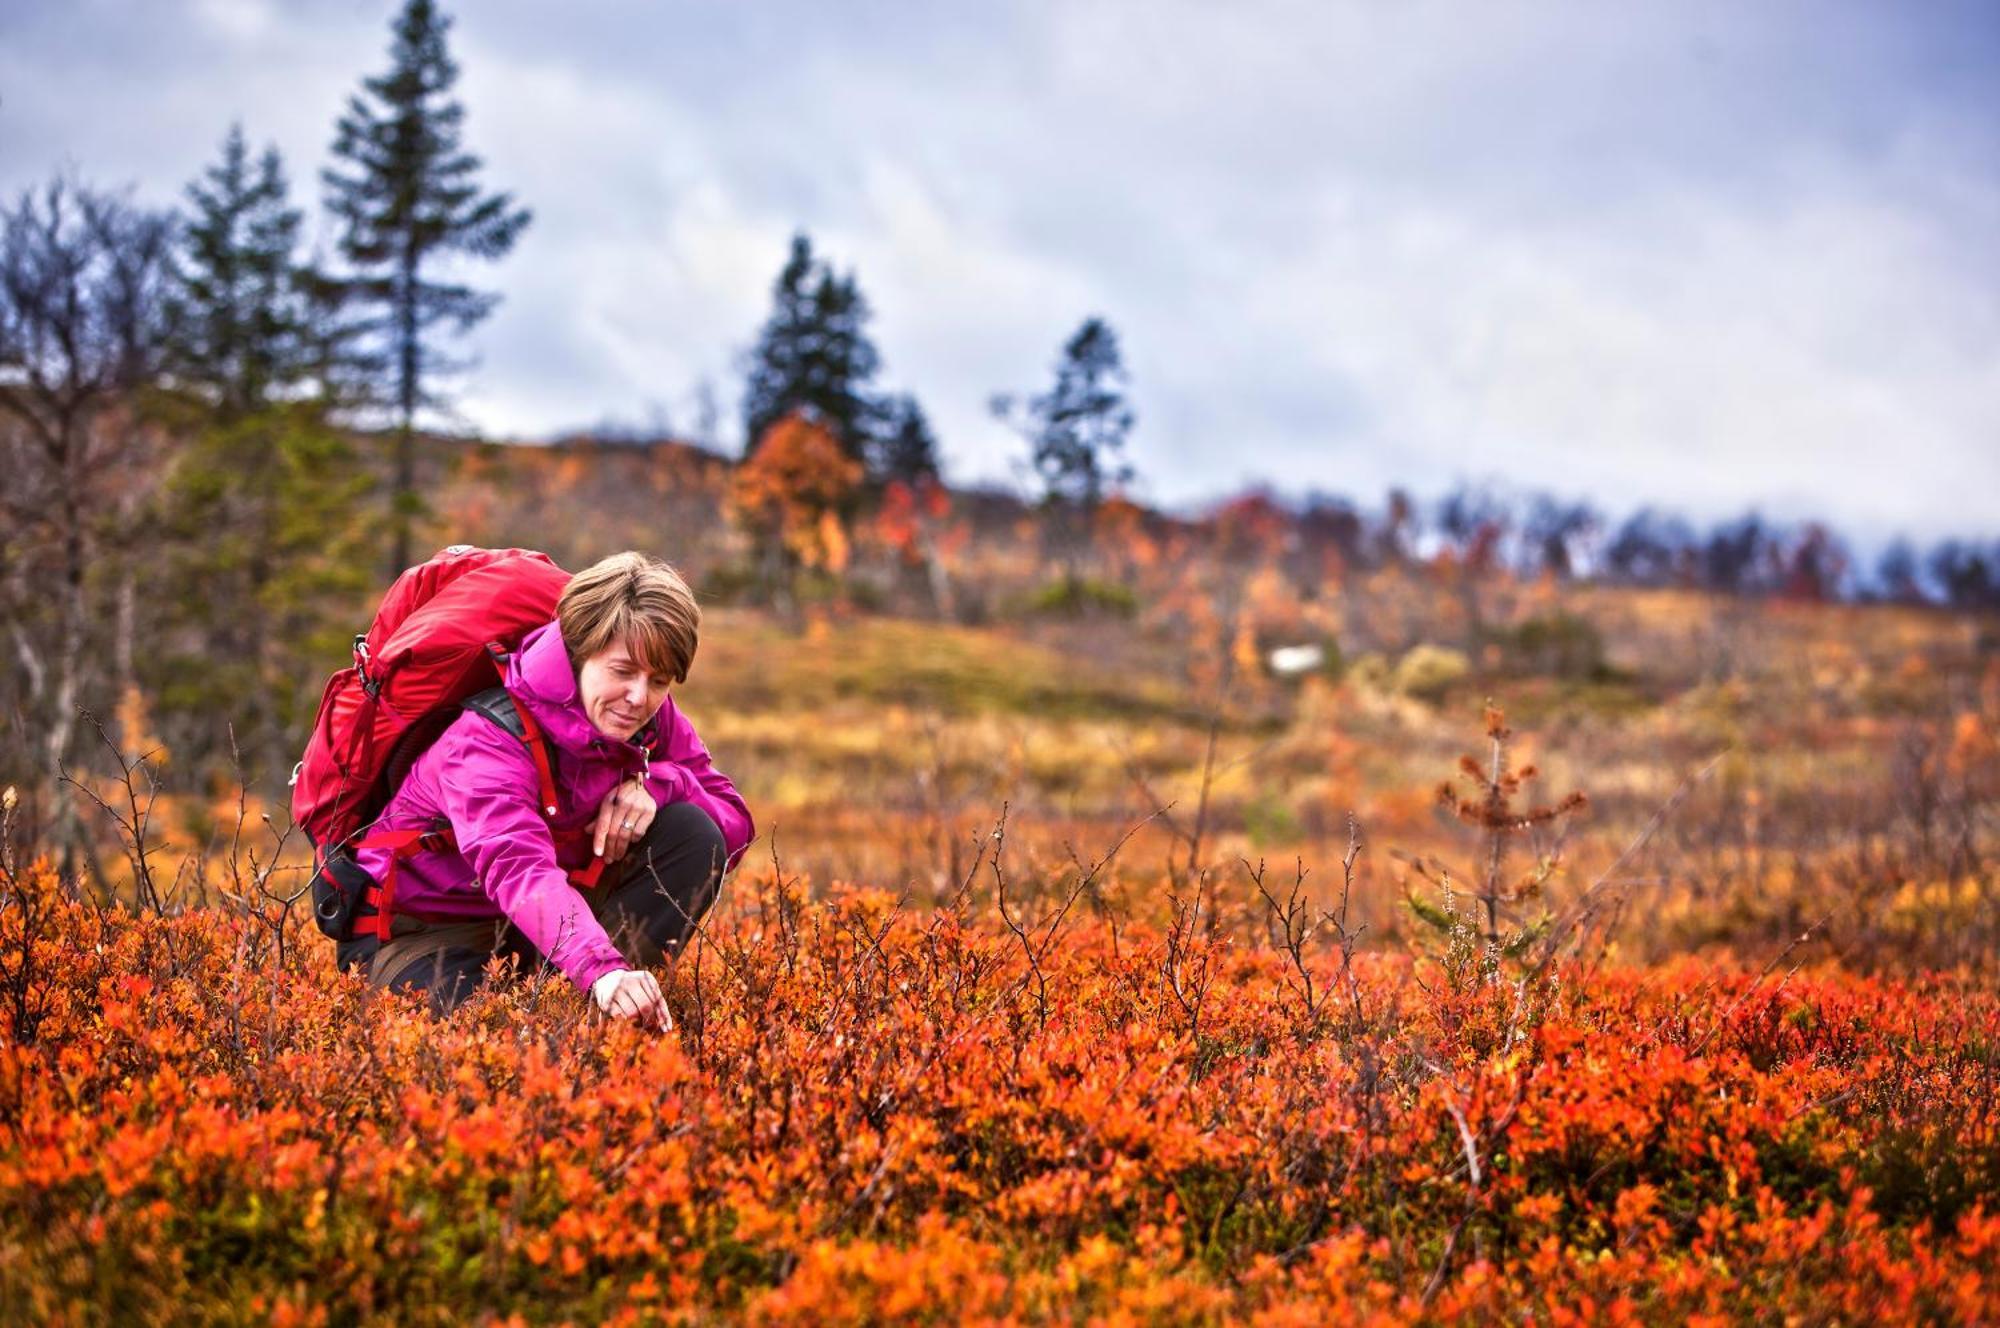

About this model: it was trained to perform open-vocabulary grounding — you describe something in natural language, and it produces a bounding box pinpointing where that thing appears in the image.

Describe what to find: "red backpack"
[292,545,584,963]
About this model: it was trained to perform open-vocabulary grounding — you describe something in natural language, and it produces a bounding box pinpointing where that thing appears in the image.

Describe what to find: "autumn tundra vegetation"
[3,436,1996,1322]
[5,1,2000,1323]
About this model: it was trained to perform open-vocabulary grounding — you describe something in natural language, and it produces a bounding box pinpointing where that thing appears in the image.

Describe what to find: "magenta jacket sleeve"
[645,699,755,871]
[432,721,629,994]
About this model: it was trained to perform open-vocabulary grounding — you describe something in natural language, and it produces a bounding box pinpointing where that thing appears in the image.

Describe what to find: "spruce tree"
[741,235,815,455]
[991,316,1136,588]
[159,125,374,773]
[170,123,313,415]
[873,393,941,485]
[994,316,1135,514]
[740,232,883,465]
[321,0,529,575]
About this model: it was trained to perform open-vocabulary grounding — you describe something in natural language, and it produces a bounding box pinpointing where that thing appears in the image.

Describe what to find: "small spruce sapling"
[1402,703,1587,981]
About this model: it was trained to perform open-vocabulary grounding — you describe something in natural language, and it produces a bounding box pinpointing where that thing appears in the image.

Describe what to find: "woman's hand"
[592,967,672,1031]
[594,774,656,863]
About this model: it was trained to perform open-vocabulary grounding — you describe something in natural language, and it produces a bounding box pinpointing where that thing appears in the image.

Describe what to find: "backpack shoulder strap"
[461,687,559,813]
[461,685,528,742]
[459,685,607,889]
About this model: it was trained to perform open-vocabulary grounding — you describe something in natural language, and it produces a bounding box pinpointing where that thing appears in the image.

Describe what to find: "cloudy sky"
[4,0,1996,544]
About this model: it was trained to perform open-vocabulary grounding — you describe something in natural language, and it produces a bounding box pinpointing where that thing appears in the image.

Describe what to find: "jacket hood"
[506,619,663,759]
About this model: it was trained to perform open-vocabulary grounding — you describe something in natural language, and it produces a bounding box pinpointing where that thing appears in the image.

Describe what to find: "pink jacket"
[354,619,754,992]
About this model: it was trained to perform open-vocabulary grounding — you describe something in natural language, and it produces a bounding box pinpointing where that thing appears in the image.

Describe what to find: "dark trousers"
[367,801,728,1015]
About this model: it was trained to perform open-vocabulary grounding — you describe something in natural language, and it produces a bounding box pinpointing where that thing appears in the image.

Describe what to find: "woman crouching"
[353,552,753,1029]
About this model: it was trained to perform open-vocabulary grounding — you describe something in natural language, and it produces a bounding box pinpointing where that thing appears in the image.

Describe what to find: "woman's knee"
[630,802,726,885]
[660,801,726,865]
[606,803,727,956]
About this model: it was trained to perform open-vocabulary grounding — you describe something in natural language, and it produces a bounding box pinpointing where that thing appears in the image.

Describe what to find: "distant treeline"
[1164,484,1998,610]
[551,419,2000,614]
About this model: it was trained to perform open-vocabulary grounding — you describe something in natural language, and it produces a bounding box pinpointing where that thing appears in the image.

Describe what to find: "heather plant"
[3,835,1997,1324]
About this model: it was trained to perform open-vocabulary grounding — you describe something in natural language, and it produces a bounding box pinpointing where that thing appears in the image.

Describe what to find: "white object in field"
[1268,643,1325,676]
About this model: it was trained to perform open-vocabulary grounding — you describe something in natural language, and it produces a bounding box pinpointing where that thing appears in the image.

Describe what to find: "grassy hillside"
[668,591,1993,972]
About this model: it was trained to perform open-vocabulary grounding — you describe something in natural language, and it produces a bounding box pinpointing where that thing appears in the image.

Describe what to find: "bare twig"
[57,708,167,913]
[1531,753,1726,983]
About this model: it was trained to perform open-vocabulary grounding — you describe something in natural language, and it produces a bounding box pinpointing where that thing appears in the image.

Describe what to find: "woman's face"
[576,637,673,741]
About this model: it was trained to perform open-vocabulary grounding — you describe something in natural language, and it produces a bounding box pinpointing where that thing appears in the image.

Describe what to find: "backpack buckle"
[354,635,382,698]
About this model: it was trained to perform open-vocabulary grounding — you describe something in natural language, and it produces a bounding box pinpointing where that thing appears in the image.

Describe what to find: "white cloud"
[1221,156,2000,539]
[2,0,1993,542]
[192,0,274,45]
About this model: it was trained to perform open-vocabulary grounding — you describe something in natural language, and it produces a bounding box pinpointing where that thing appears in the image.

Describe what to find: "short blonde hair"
[557,552,701,684]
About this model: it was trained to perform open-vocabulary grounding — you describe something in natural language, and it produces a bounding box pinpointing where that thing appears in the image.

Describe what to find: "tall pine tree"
[992,316,1136,587]
[740,232,884,466]
[994,316,1135,514]
[322,0,529,575]
[159,124,374,775]
[170,123,314,416]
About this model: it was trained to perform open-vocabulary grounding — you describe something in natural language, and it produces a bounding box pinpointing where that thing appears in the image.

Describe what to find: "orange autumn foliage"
[730,414,864,573]
[1,844,1996,1323]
